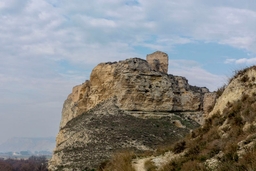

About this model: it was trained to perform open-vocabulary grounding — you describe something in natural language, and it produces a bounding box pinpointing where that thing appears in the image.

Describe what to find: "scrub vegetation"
[0,156,48,171]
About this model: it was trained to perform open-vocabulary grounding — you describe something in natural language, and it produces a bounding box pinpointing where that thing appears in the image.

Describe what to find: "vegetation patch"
[144,159,157,171]
[100,151,136,171]
[215,84,226,99]
[0,156,48,171]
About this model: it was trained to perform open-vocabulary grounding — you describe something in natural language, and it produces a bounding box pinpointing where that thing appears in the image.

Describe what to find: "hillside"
[102,66,256,171]
[49,52,216,170]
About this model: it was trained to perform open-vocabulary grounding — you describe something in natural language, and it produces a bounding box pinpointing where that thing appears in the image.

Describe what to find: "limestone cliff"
[49,53,215,170]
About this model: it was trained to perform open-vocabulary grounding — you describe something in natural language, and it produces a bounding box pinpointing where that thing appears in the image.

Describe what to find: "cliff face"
[49,54,215,170]
[60,58,212,129]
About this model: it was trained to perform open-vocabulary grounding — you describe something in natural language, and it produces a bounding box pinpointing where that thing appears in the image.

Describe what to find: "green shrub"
[240,75,249,83]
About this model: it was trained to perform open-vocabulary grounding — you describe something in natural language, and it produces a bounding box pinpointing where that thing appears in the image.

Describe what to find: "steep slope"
[128,66,256,171]
[49,54,215,170]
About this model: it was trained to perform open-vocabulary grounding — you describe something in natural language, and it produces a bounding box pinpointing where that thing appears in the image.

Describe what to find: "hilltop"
[49,51,216,170]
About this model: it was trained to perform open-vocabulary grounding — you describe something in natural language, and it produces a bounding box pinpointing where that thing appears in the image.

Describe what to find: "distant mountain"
[0,137,55,152]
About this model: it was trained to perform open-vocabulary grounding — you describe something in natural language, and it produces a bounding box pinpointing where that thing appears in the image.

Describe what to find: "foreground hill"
[104,66,256,171]
[49,52,215,170]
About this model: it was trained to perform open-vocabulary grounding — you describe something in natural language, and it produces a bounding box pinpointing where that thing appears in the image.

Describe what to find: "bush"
[207,104,214,113]
[180,160,207,171]
[240,75,249,83]
[160,159,182,171]
[238,149,256,170]
[173,140,186,154]
[0,156,48,171]
[144,160,157,171]
[216,85,226,98]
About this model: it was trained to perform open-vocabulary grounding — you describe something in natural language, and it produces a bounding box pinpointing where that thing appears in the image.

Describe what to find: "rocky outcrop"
[59,58,210,129]
[49,53,215,170]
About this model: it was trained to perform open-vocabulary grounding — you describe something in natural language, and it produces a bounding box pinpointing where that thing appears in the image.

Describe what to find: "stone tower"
[146,51,169,73]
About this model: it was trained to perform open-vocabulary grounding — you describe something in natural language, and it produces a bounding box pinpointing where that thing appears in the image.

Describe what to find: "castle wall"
[146,51,169,73]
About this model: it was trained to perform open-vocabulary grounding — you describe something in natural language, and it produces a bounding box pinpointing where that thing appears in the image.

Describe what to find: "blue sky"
[1,0,256,144]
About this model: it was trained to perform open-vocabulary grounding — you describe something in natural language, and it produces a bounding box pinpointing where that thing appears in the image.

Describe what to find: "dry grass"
[172,140,186,154]
[100,151,136,171]
[216,84,226,98]
[239,148,256,170]
[228,66,255,83]
[144,159,157,171]
[159,158,183,171]
[180,160,207,171]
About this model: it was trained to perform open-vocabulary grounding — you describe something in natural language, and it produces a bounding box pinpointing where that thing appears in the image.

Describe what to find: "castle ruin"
[146,51,169,73]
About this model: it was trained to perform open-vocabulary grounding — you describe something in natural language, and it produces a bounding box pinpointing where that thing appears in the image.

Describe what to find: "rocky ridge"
[49,52,216,170]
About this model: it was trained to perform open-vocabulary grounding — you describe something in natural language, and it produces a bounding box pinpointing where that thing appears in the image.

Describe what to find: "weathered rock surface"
[59,58,210,129]
[203,92,217,114]
[49,54,215,170]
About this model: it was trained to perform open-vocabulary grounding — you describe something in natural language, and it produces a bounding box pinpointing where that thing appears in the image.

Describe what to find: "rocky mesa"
[49,51,216,170]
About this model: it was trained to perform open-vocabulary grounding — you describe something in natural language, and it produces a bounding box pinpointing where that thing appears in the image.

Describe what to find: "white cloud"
[169,60,226,91]
[2,0,256,65]
[1,0,256,143]
[225,57,256,65]
[220,36,256,50]
[225,59,236,64]
[134,1,256,52]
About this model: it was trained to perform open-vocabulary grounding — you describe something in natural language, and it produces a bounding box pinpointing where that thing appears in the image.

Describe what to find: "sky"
[1,0,256,144]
